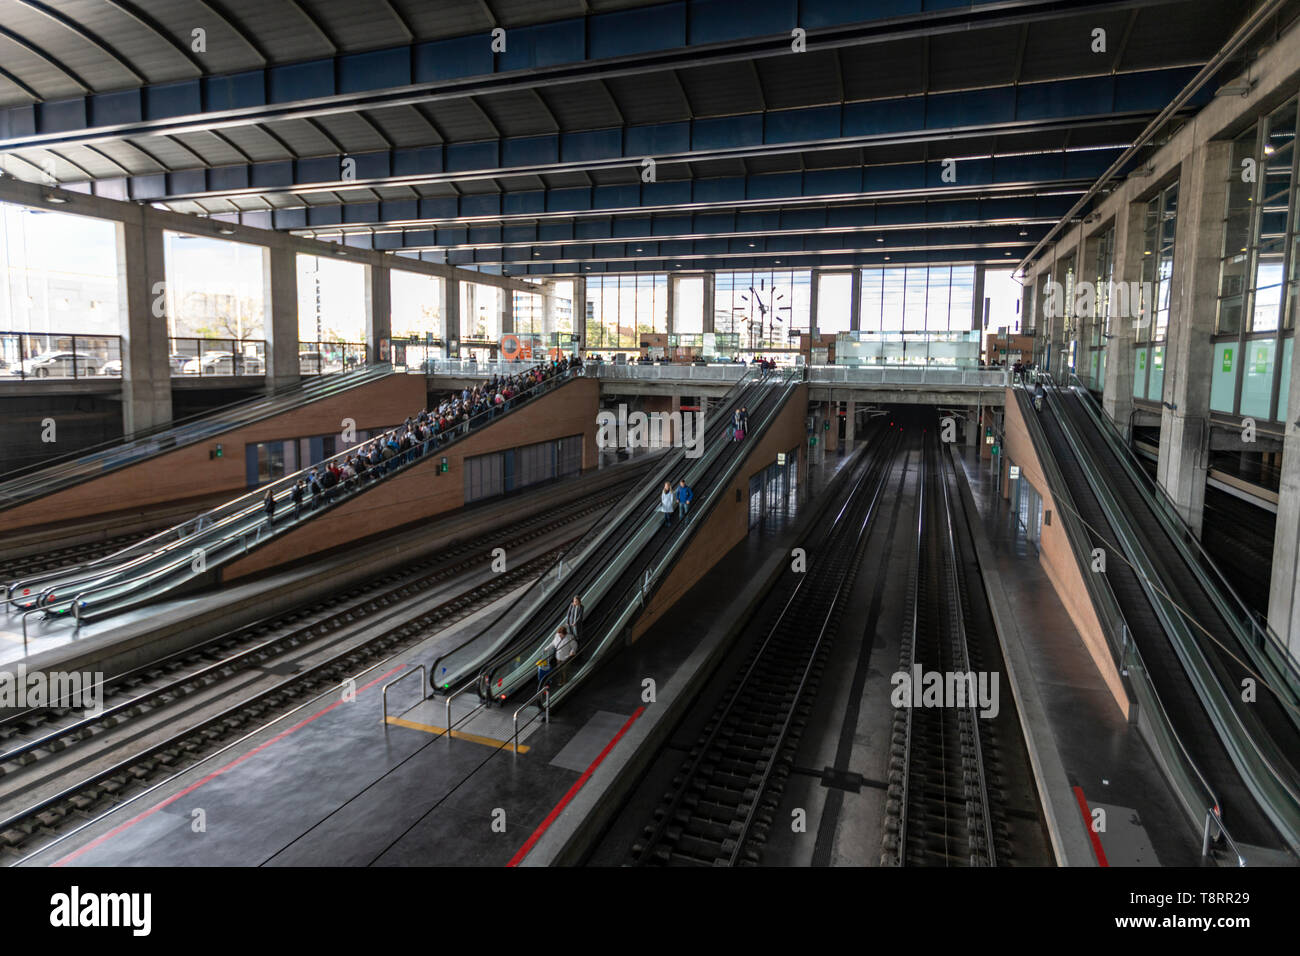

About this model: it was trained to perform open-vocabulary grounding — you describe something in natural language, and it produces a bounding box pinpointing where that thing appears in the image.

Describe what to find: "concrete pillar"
[572,279,587,351]
[1156,141,1230,536]
[366,261,391,364]
[808,269,821,339]
[117,217,171,435]
[702,273,716,334]
[1270,330,1300,662]
[500,284,514,336]
[849,269,862,332]
[845,399,856,450]
[263,245,299,390]
[967,405,979,447]
[1102,197,1145,432]
[443,277,460,358]
[540,280,557,344]
[824,402,839,452]
[972,266,987,332]
[666,275,676,335]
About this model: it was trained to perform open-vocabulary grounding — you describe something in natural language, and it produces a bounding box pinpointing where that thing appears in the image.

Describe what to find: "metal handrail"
[513,370,803,710]
[12,364,578,625]
[1041,384,1300,853]
[1066,373,1300,693]
[512,686,550,755]
[444,675,482,735]
[0,363,393,503]
[381,665,427,724]
[1015,387,1237,860]
[429,364,764,694]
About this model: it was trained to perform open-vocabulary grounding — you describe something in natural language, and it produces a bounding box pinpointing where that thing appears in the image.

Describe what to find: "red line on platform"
[51,663,407,867]
[506,706,646,867]
[1072,785,1110,867]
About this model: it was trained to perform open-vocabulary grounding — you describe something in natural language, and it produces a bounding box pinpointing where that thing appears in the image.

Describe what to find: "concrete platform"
[954,447,1205,866]
[17,451,840,868]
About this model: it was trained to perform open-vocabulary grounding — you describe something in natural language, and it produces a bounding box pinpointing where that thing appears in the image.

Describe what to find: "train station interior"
[1,0,1300,900]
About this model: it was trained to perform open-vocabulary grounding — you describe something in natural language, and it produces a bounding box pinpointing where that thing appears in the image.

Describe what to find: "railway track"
[0,530,157,582]
[0,479,644,859]
[882,436,1000,866]
[627,429,899,866]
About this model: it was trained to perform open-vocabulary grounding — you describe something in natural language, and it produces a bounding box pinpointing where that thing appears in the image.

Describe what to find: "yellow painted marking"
[385,715,530,753]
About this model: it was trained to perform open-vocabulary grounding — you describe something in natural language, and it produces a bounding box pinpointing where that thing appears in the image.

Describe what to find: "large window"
[859,265,975,332]
[672,276,704,334]
[1,202,120,335]
[164,232,265,341]
[816,272,854,334]
[585,274,668,351]
[390,270,443,340]
[1135,180,1178,402]
[460,281,503,345]
[714,270,811,351]
[1083,226,1115,389]
[1212,96,1299,422]
[297,254,366,344]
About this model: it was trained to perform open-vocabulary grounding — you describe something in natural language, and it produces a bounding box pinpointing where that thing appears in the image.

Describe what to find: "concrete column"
[967,405,979,447]
[117,217,171,435]
[849,269,862,331]
[366,261,391,364]
[500,284,514,336]
[1270,329,1300,661]
[1102,197,1145,432]
[572,279,587,351]
[540,280,557,343]
[442,277,461,358]
[263,244,299,390]
[972,266,987,332]
[824,402,839,452]
[808,269,821,339]
[1156,141,1230,536]
[845,399,856,450]
[666,275,676,335]
[702,273,716,334]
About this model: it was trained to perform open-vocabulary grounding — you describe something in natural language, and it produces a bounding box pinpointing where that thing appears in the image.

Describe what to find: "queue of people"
[265,356,581,526]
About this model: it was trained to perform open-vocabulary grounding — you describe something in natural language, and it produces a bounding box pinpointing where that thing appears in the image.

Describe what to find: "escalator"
[430,367,801,710]
[0,363,394,513]
[3,368,580,627]
[1028,381,1300,855]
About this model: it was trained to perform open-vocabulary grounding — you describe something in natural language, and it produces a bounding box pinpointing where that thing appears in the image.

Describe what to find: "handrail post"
[381,664,426,724]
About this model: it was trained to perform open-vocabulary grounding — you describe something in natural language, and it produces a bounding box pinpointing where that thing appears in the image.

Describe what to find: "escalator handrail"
[520,370,802,709]
[471,369,769,697]
[15,367,579,622]
[0,363,394,505]
[1015,387,1237,855]
[428,365,764,692]
[1042,383,1300,851]
[1065,373,1300,690]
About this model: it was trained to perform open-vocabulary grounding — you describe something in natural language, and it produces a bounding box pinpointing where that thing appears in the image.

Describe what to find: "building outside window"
[1212,96,1298,422]
[1135,179,1178,402]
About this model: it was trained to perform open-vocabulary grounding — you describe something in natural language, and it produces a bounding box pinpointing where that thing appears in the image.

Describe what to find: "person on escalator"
[676,479,693,521]
[291,479,305,519]
[263,488,276,526]
[1033,381,1046,412]
[566,594,584,641]
[660,482,676,527]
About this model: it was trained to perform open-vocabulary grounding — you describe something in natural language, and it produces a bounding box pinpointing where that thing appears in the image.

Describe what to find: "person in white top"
[660,482,676,527]
[542,624,578,690]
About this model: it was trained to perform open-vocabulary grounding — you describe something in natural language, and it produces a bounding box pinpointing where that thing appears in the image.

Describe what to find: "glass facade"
[1135,180,1178,401]
[1212,96,1299,421]
[1,201,120,337]
[585,274,668,351]
[672,276,704,335]
[164,231,265,341]
[858,265,975,332]
[1082,226,1114,390]
[816,272,853,334]
[296,254,366,344]
[715,270,811,351]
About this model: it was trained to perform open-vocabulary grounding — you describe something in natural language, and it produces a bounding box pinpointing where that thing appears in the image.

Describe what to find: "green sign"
[1137,352,1146,370]
[991,444,1000,455]
[1222,348,1233,372]
[440,457,449,473]
[1255,348,1268,373]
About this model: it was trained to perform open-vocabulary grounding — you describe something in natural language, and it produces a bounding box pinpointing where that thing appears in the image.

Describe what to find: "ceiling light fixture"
[43,191,69,205]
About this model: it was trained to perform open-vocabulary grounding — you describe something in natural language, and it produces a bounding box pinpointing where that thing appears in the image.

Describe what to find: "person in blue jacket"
[676,479,693,521]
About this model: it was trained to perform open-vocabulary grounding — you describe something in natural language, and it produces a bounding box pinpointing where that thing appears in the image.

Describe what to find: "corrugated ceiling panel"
[757,51,843,110]
[539,82,623,131]
[476,89,558,137]
[221,124,296,161]
[603,74,691,124]
[678,63,765,117]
